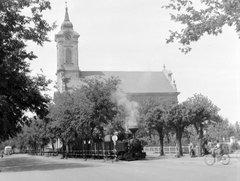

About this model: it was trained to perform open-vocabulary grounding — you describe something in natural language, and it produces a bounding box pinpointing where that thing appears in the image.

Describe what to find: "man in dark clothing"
[202,139,209,155]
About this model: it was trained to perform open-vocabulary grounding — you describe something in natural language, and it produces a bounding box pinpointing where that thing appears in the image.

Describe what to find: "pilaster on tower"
[55,5,81,92]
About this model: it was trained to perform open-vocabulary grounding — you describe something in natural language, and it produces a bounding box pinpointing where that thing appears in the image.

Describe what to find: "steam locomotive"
[67,126,146,161]
[113,127,146,161]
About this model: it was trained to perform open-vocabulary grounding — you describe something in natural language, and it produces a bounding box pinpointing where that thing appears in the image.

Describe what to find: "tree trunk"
[156,127,164,156]
[61,139,66,158]
[159,134,164,156]
[197,126,204,157]
[51,142,55,152]
[176,128,183,156]
[41,145,44,155]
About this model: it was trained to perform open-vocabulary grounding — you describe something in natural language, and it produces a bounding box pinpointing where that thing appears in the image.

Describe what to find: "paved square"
[0,154,239,181]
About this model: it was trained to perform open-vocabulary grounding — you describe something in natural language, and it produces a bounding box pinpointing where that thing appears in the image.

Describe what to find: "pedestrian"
[207,138,214,154]
[202,138,208,156]
[189,142,195,157]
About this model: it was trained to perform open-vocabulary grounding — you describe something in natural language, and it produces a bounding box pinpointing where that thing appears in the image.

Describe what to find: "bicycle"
[204,152,230,166]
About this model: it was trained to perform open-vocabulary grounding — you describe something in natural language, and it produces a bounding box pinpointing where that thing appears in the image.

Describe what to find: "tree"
[81,76,121,140]
[185,93,220,156]
[140,99,168,156]
[145,106,166,155]
[185,124,198,145]
[47,76,122,153]
[206,117,234,142]
[42,117,58,151]
[103,105,126,135]
[20,118,50,153]
[163,0,240,53]
[12,131,28,152]
[47,89,93,149]
[139,97,177,155]
[0,0,55,141]
[166,103,191,156]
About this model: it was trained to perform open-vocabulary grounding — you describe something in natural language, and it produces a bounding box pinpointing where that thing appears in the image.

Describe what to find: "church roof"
[80,70,179,94]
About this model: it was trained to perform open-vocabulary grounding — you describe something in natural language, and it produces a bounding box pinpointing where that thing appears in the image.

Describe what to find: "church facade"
[54,7,180,103]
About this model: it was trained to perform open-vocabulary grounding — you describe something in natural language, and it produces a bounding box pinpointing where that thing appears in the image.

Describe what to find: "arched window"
[65,48,72,63]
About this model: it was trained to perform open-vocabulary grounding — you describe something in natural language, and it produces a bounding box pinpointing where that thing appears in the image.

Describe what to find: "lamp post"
[112,132,118,162]
[83,140,87,161]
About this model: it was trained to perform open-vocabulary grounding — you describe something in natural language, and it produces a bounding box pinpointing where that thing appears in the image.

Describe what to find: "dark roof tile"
[80,71,178,93]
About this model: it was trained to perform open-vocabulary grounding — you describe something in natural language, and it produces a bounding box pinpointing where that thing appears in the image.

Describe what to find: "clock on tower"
[54,5,80,92]
[65,34,71,40]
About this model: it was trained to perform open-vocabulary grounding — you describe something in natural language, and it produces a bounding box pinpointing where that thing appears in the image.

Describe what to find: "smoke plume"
[111,89,139,131]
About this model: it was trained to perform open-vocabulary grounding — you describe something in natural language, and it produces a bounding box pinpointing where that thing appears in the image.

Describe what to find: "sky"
[26,0,240,124]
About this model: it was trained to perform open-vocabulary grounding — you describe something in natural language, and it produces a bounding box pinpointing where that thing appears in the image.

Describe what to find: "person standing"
[207,139,214,154]
[189,142,195,157]
[202,138,208,155]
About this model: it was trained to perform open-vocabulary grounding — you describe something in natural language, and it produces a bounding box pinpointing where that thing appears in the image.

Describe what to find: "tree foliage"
[81,76,121,139]
[207,117,234,142]
[146,106,166,156]
[163,0,240,53]
[185,93,220,156]
[234,121,240,140]
[166,103,191,156]
[47,76,122,147]
[24,118,49,152]
[139,98,176,155]
[47,89,93,144]
[0,0,55,141]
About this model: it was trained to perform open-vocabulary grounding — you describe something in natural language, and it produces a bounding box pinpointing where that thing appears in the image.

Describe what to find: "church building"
[54,7,180,103]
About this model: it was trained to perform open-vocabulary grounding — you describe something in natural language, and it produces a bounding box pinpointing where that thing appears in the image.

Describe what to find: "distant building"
[54,7,180,104]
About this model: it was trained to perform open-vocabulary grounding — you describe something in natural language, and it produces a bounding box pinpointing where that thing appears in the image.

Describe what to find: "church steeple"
[55,4,80,92]
[61,2,73,30]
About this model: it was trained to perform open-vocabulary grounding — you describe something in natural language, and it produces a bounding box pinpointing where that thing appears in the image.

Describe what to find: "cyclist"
[207,139,214,154]
[215,140,223,155]
[212,140,223,161]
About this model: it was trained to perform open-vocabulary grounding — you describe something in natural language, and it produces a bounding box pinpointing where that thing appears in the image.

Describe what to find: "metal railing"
[28,149,116,161]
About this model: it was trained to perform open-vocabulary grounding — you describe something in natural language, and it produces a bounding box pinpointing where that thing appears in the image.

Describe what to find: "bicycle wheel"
[236,151,240,161]
[221,154,230,165]
[204,154,215,166]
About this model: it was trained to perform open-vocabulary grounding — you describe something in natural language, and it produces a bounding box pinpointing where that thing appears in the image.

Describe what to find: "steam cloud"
[111,89,139,131]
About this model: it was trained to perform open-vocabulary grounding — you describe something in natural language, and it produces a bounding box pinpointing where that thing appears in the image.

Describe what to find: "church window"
[65,48,72,63]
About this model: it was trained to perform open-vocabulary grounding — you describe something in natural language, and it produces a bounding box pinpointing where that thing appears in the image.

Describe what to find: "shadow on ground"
[0,156,98,172]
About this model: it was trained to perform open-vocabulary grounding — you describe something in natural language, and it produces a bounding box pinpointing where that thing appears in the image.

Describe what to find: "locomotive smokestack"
[129,124,139,135]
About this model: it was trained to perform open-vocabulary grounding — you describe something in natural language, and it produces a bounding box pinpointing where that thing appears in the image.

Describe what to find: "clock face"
[65,34,71,40]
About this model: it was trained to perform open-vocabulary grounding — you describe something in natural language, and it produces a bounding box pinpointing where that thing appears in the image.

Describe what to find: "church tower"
[55,5,81,92]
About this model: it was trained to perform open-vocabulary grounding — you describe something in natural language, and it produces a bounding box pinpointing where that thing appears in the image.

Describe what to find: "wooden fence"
[144,146,190,154]
[144,143,231,155]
